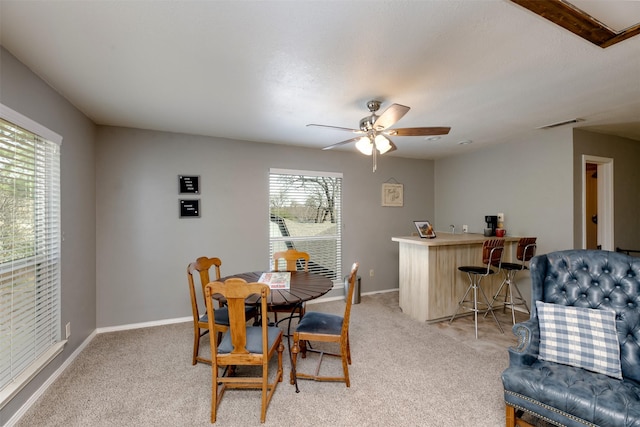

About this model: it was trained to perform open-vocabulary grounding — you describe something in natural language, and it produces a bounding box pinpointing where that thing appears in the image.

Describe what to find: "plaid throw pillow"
[536,301,622,379]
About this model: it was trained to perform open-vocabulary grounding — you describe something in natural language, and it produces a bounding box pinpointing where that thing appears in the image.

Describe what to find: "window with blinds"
[269,169,342,282]
[0,108,62,405]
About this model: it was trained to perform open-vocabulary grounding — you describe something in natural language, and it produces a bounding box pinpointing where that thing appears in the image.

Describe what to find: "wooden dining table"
[216,270,334,392]
[217,270,334,308]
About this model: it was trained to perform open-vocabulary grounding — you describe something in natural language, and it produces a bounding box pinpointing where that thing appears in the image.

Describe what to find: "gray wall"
[432,127,575,310]
[433,127,575,255]
[0,48,96,424]
[573,129,640,250]
[95,126,434,327]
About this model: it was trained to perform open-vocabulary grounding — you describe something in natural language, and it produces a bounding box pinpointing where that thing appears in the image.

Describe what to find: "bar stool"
[449,239,505,339]
[487,237,537,325]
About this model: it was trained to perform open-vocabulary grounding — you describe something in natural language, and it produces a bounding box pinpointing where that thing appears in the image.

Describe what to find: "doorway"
[585,163,598,249]
[581,155,614,250]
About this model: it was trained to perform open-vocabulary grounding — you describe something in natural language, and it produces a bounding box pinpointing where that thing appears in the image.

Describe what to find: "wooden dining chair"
[290,262,359,387]
[186,256,257,365]
[187,257,224,365]
[270,249,310,322]
[273,249,309,272]
[205,278,284,423]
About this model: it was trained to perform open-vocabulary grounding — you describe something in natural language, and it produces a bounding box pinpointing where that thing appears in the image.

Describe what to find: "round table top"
[218,271,334,307]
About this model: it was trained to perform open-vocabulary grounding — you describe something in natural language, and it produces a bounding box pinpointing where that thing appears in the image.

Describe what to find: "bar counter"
[391,233,519,322]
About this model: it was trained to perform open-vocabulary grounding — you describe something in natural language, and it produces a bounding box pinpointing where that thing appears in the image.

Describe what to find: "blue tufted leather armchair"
[501,249,640,427]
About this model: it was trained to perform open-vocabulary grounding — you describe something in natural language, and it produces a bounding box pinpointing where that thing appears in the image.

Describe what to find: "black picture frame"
[414,220,436,238]
[179,175,200,194]
[180,199,200,218]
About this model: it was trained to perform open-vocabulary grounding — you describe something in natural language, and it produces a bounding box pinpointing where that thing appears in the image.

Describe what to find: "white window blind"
[269,169,342,282]
[0,109,62,404]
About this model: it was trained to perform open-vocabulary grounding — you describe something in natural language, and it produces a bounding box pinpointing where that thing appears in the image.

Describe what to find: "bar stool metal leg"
[450,271,504,339]
[486,267,531,325]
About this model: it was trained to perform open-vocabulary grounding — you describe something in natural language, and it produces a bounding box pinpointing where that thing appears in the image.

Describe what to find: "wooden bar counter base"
[391,233,519,322]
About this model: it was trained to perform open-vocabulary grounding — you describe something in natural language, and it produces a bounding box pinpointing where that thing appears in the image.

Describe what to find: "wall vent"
[537,118,585,129]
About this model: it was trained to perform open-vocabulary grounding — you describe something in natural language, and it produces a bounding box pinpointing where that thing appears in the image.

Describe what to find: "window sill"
[0,340,66,410]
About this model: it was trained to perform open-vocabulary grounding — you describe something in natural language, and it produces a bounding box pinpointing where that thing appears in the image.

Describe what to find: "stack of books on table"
[258,272,291,289]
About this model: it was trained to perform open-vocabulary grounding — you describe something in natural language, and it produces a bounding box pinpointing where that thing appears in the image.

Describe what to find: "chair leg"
[491,270,531,325]
[449,278,474,324]
[192,326,200,365]
[451,273,503,338]
[341,338,350,387]
[505,404,536,427]
[290,333,299,385]
[261,362,268,423]
[505,405,515,427]
[506,280,516,325]
[346,332,351,365]
[277,341,284,383]
[510,279,531,317]
[487,273,509,315]
[211,361,219,423]
[478,279,504,334]
[473,277,479,339]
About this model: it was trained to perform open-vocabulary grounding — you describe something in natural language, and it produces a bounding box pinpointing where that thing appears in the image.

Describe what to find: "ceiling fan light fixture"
[374,134,393,154]
[355,136,373,155]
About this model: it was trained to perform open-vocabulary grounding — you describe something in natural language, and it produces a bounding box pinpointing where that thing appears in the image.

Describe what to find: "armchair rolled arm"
[507,318,540,367]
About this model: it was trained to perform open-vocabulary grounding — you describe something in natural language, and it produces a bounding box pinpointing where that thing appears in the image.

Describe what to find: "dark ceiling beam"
[600,23,640,48]
[510,0,640,48]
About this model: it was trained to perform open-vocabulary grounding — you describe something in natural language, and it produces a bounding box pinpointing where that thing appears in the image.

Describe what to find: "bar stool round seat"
[458,266,495,275]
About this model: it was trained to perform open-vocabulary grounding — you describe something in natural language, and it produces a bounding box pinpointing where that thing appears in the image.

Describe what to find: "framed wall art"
[414,220,436,238]
[382,183,403,207]
[179,175,200,194]
[180,199,200,218]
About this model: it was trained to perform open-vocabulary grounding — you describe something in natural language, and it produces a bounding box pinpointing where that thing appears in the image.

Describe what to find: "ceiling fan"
[308,100,451,171]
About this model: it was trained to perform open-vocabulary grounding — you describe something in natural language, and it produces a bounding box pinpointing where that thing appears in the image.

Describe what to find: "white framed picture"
[414,220,436,238]
[382,183,403,207]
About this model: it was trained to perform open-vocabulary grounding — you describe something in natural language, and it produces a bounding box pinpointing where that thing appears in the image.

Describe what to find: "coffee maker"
[485,215,498,236]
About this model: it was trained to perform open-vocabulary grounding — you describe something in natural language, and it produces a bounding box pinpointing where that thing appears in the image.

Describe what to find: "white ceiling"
[1,0,639,159]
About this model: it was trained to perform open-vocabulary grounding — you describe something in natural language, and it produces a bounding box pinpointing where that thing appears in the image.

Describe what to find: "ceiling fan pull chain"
[373,146,377,172]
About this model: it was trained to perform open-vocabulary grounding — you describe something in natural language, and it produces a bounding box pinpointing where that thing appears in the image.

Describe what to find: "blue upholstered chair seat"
[503,360,640,427]
[217,326,282,354]
[200,306,257,326]
[296,311,343,335]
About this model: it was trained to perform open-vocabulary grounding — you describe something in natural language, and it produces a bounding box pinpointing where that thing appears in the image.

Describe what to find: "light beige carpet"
[14,292,546,427]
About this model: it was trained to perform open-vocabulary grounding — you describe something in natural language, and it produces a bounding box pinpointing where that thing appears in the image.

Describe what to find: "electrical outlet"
[65,322,71,339]
[369,269,374,277]
[463,224,468,233]
[497,213,505,222]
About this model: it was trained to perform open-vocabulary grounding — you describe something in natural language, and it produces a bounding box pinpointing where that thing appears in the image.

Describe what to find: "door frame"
[581,155,614,250]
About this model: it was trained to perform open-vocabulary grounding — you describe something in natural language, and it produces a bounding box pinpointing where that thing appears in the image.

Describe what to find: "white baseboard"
[307,287,398,304]
[96,316,191,334]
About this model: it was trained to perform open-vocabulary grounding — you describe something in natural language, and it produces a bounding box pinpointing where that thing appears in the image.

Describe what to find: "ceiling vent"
[537,118,585,129]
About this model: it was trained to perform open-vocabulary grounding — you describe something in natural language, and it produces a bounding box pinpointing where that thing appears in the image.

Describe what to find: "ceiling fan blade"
[387,127,451,137]
[307,124,363,134]
[373,103,410,131]
[322,136,362,151]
